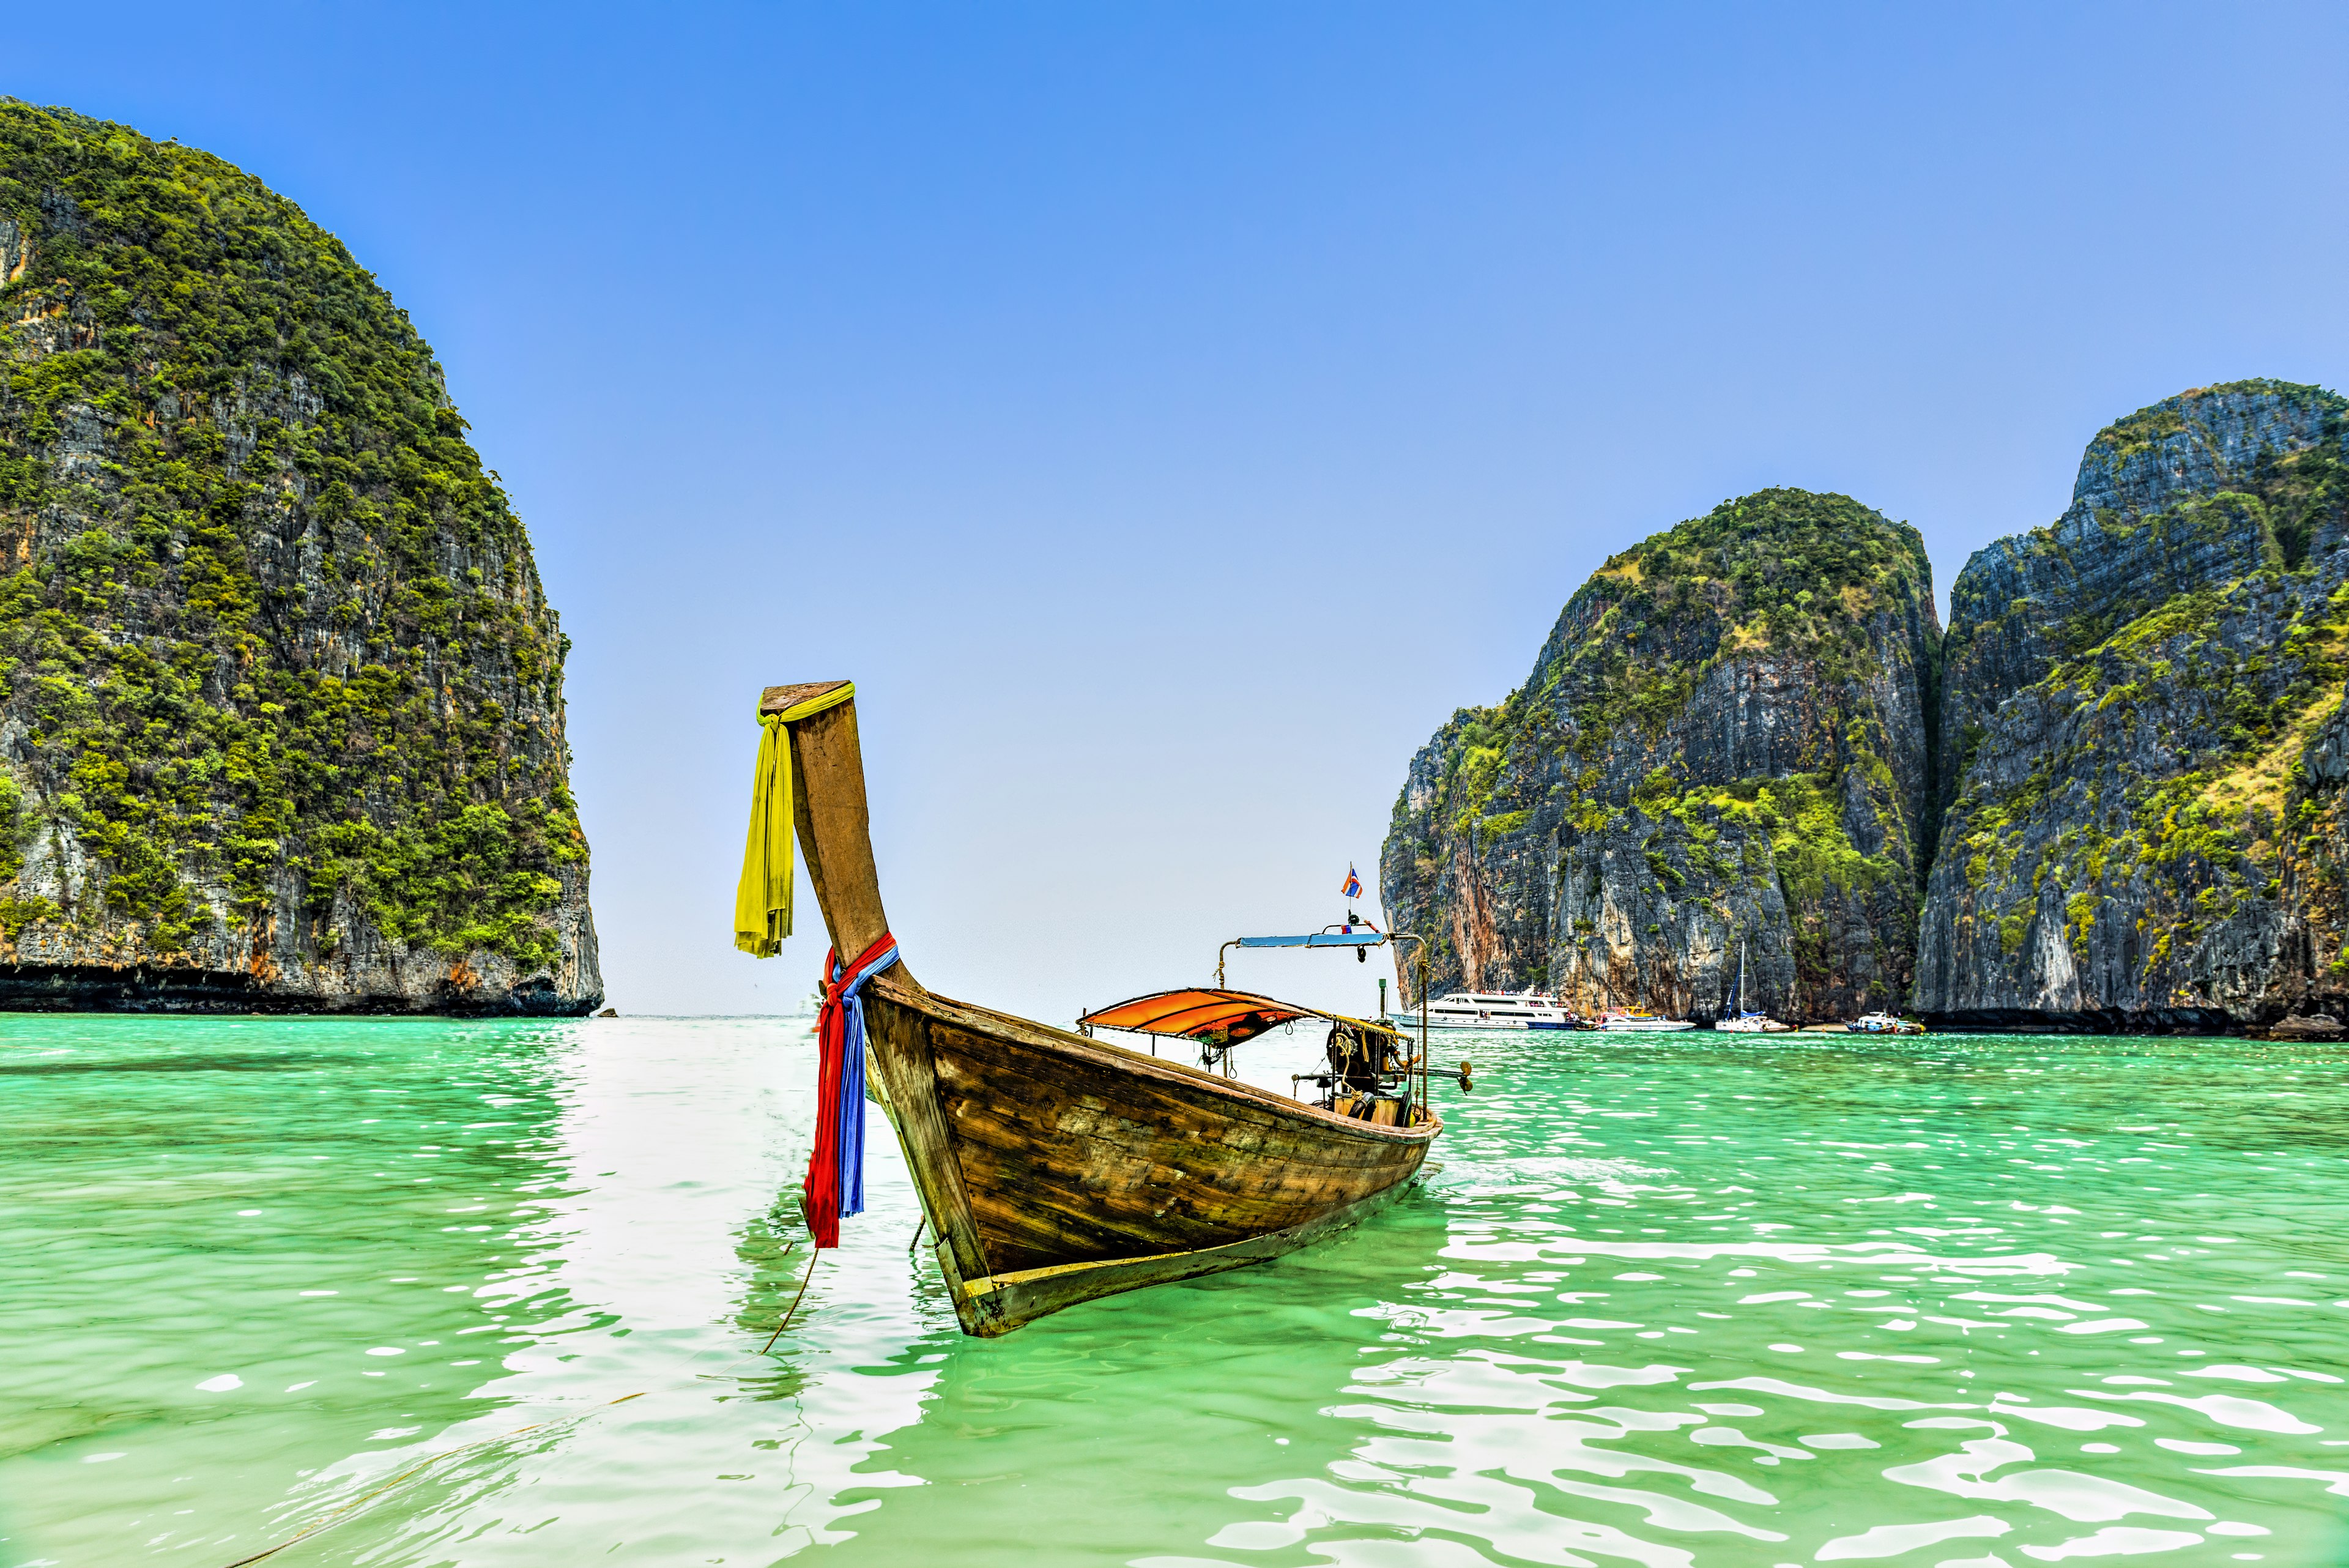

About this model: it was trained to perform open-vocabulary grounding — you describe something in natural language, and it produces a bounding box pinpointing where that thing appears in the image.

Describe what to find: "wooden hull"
[861,972,1437,1336]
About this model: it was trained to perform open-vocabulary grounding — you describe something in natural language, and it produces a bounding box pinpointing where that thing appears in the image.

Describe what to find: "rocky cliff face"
[1380,489,1940,1022]
[1392,381,2349,1032]
[0,103,600,1013]
[1917,382,2349,1028]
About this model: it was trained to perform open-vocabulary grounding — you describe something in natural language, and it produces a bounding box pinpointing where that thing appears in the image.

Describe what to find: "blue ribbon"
[830,940,900,1221]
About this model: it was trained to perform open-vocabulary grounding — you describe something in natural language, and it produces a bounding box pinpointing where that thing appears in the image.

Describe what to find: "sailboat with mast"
[1714,941,1786,1033]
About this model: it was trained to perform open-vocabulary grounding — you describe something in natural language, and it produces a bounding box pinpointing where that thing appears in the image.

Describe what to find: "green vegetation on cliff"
[1420,488,1934,852]
[0,102,582,968]
[1939,416,2349,989]
[1581,487,1934,664]
[2092,378,2341,475]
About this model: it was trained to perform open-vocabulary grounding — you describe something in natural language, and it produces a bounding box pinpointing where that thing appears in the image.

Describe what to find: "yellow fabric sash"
[733,683,855,957]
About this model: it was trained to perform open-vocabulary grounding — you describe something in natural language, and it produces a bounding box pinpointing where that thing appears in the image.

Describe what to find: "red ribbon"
[804,931,897,1248]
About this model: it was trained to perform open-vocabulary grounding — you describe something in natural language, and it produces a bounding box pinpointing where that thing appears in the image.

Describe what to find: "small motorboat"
[1847,1011,1927,1035]
[1594,1009,1695,1032]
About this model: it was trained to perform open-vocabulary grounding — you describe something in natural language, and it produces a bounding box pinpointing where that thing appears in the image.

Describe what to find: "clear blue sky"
[13,4,2349,1019]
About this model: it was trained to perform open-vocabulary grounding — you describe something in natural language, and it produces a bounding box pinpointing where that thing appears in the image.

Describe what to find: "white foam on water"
[2082,1391,2320,1436]
[1692,1377,1966,1411]
[1989,1400,2143,1433]
[1957,1292,2109,1315]
[1816,1514,2007,1559]
[2182,1365,2287,1384]
[1883,1433,2213,1523]
[2018,1525,2205,1560]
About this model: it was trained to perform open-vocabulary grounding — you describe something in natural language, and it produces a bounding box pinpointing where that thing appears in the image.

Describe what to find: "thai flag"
[1341,864,1363,900]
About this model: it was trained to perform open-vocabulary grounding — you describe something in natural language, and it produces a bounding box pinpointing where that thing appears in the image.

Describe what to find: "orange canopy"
[1078,989,1398,1047]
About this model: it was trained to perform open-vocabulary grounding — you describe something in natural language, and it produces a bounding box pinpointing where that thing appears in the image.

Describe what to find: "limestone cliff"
[1379,489,1940,1022]
[0,103,600,1013]
[1917,382,2349,1028]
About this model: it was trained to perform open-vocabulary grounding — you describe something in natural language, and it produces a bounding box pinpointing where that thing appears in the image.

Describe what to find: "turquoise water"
[4,1017,2347,1567]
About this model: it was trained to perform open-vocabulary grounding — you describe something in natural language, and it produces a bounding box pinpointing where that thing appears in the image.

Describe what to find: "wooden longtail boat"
[763,680,1441,1337]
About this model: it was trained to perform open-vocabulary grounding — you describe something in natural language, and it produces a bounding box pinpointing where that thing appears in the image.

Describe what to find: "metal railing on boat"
[1214,924,1442,1126]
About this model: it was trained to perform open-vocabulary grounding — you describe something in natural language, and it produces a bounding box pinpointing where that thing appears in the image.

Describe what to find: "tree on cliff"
[0,101,599,1013]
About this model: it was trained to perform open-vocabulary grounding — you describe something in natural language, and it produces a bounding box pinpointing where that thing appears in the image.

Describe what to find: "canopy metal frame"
[1211,925,1434,1122]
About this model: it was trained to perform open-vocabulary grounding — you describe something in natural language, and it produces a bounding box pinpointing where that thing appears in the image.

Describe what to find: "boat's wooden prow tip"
[761,680,853,715]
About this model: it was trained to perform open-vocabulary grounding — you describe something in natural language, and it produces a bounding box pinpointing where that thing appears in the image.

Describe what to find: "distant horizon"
[11,2,2349,1021]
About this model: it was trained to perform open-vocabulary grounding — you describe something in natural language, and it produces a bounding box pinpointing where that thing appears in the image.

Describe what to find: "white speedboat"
[1847,1011,1926,1035]
[1594,1009,1694,1032]
[1393,990,1573,1030]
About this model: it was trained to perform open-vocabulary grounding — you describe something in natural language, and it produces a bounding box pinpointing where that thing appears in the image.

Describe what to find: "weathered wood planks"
[930,1018,1427,1274]
[859,973,1434,1329]
[955,1171,1426,1328]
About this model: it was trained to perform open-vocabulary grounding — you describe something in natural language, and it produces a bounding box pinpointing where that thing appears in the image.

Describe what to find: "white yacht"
[1393,990,1573,1030]
[1592,1009,1695,1032]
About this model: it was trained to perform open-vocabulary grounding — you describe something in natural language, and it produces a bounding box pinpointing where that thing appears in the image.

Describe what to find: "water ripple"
[4,1020,2347,1564]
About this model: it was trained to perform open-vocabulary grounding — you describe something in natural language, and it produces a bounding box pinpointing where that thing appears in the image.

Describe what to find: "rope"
[761,1246,822,1354]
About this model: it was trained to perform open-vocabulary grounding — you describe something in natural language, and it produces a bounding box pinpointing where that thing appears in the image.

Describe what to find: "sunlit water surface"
[4,1016,2347,1567]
